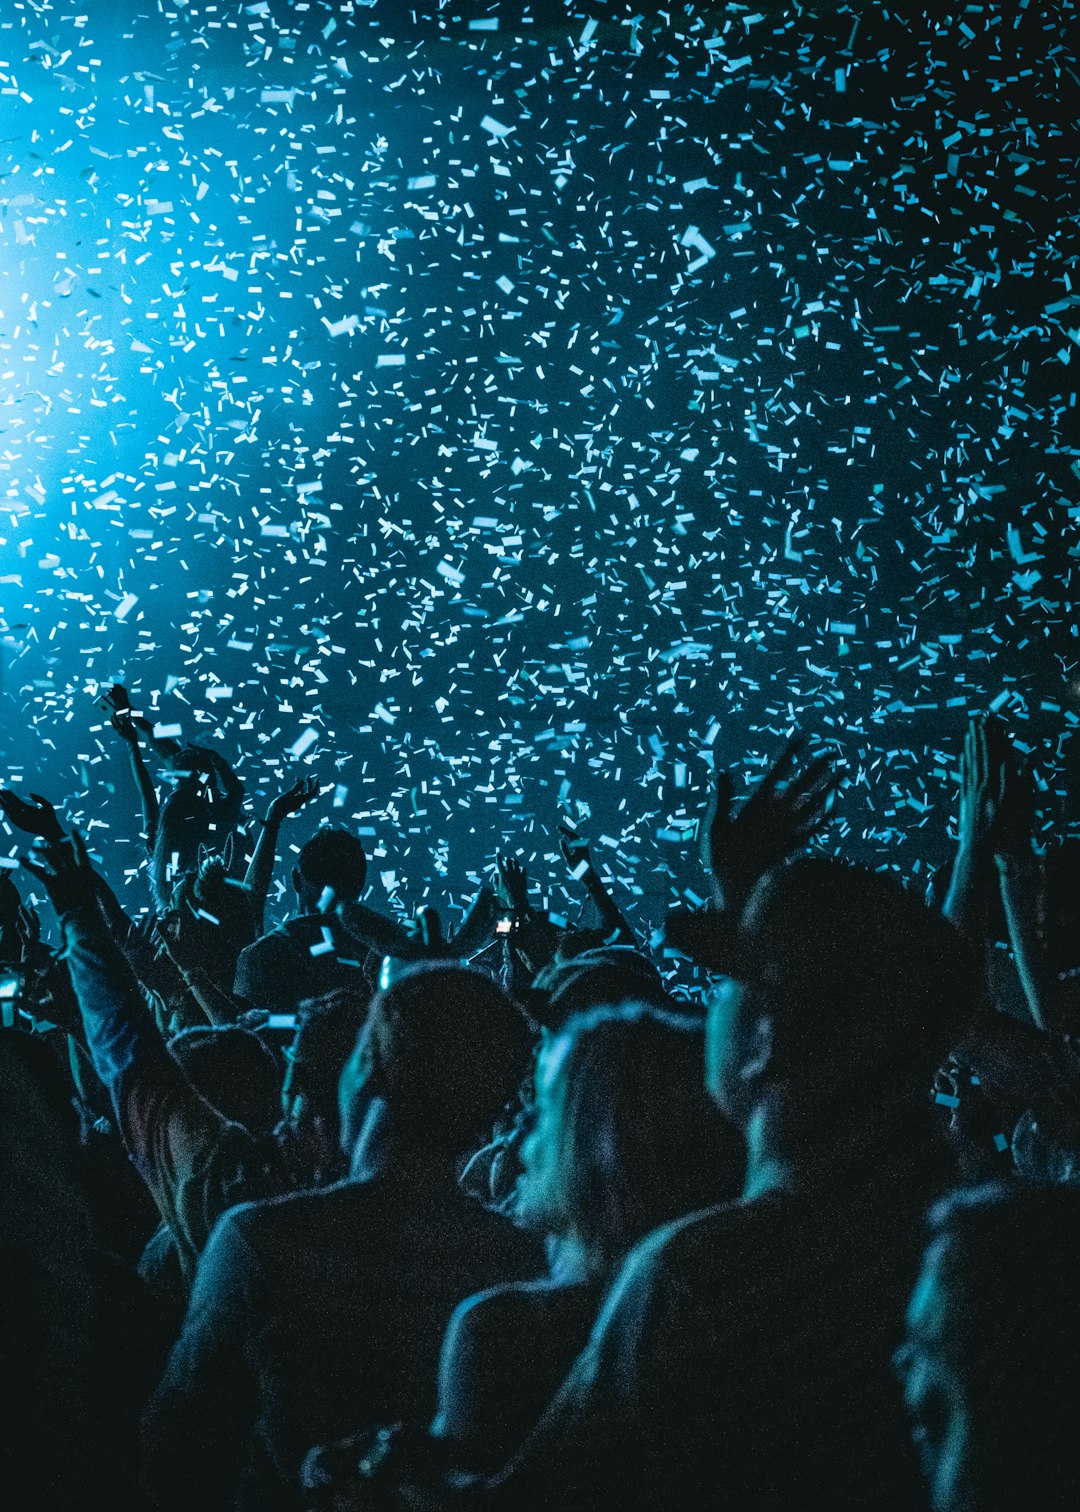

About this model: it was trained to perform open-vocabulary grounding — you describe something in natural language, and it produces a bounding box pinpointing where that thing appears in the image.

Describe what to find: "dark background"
[1,0,1077,928]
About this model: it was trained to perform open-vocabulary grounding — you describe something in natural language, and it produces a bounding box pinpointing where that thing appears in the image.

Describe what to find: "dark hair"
[286,988,371,1135]
[743,858,983,1091]
[297,828,367,902]
[520,1004,743,1270]
[529,947,668,1030]
[168,1025,281,1134]
[344,964,532,1156]
[170,853,256,960]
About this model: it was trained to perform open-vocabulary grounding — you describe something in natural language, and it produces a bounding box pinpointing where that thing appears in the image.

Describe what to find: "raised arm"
[704,736,838,915]
[23,833,273,1287]
[993,751,1056,1031]
[558,822,635,947]
[665,738,838,968]
[98,682,160,854]
[942,715,1009,941]
[243,774,320,935]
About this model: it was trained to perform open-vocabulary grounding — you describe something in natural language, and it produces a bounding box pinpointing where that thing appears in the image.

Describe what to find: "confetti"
[0,0,1073,938]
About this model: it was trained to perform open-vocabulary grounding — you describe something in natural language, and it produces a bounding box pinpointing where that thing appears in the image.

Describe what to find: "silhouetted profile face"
[704,976,765,1127]
[898,1189,1080,1512]
[515,1030,570,1234]
[898,1238,966,1512]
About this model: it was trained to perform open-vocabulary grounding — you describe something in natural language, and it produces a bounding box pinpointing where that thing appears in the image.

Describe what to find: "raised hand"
[21,831,98,917]
[494,853,530,914]
[267,775,320,825]
[0,789,66,843]
[404,904,447,956]
[704,736,839,911]
[97,682,140,743]
[956,715,1008,853]
[994,746,1037,862]
[558,822,593,877]
[97,682,131,719]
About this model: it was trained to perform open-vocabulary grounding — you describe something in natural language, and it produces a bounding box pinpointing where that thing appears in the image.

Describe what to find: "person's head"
[338,963,532,1165]
[292,827,367,912]
[528,946,668,1031]
[281,988,370,1175]
[517,1003,744,1274]
[165,852,256,985]
[899,1184,1080,1512]
[168,1024,281,1134]
[705,858,982,1168]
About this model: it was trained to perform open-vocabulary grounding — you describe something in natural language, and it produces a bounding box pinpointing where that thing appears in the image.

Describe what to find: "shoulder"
[586,1200,745,1360]
[213,1180,357,1253]
[449,1277,569,1336]
[238,921,301,961]
[620,1199,739,1291]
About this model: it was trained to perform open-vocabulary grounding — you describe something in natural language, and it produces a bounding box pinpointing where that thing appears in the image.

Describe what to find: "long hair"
[519,1003,744,1273]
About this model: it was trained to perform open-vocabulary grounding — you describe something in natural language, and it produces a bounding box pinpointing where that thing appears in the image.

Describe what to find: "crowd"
[2,686,1079,1512]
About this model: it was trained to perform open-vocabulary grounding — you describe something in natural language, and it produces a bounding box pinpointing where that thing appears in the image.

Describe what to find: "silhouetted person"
[0,1031,169,1511]
[234,827,370,1014]
[900,1183,1080,1512]
[431,1002,743,1475]
[469,859,982,1512]
[144,963,543,1512]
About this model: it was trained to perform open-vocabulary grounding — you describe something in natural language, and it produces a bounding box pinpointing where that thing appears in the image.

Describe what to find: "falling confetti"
[0,1,1077,929]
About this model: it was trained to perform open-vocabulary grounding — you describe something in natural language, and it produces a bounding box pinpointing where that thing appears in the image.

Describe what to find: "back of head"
[910,1184,1080,1512]
[529,946,668,1030]
[743,858,980,1095]
[287,988,371,1134]
[170,853,256,964]
[721,858,982,1192]
[169,1025,281,1134]
[520,1003,744,1271]
[340,963,531,1160]
[296,827,368,906]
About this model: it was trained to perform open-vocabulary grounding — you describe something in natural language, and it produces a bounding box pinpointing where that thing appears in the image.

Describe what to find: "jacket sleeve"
[60,901,267,1287]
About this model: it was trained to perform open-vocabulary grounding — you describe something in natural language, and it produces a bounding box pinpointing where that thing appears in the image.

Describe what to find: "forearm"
[60,902,164,1112]
[450,888,498,959]
[943,840,992,940]
[997,855,1054,1031]
[242,815,281,936]
[582,869,635,946]
[127,742,160,850]
[338,899,420,959]
[176,964,244,1027]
